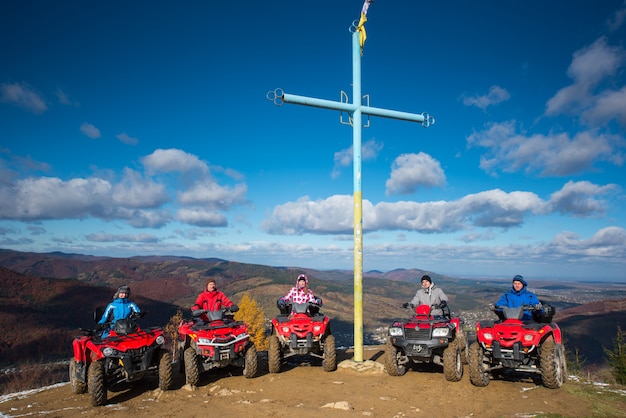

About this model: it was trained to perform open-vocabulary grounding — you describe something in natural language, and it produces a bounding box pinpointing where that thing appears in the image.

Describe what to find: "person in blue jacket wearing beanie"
[98,285,140,337]
[495,275,541,321]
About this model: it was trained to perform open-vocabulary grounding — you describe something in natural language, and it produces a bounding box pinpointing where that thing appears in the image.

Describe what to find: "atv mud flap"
[74,361,87,384]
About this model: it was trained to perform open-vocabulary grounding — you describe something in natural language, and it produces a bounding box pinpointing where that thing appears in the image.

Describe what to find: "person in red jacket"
[191,278,234,322]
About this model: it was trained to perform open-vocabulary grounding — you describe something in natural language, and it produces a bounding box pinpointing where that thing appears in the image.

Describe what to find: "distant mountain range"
[0,248,624,368]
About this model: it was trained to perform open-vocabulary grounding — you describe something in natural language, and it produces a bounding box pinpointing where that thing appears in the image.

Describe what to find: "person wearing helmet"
[409,274,449,316]
[278,274,321,315]
[191,278,234,322]
[98,285,141,337]
[495,275,542,321]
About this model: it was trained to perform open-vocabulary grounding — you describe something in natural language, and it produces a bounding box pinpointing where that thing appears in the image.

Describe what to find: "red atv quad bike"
[384,302,467,382]
[268,299,336,373]
[177,305,257,386]
[468,304,566,389]
[69,310,173,406]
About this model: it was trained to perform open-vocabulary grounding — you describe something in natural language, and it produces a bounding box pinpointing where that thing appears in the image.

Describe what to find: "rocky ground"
[1,347,623,418]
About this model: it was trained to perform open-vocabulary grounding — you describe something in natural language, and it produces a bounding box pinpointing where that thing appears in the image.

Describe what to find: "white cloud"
[261,195,355,235]
[55,88,79,106]
[116,132,139,145]
[545,37,626,127]
[583,86,626,127]
[385,152,445,195]
[141,148,208,174]
[262,181,616,235]
[0,149,248,230]
[121,209,171,228]
[112,168,170,208]
[332,139,383,179]
[467,121,621,176]
[546,180,618,216]
[86,233,160,243]
[549,226,626,258]
[462,85,511,110]
[0,82,47,114]
[607,3,626,31]
[178,181,247,210]
[0,176,113,219]
[80,122,101,139]
[176,208,228,227]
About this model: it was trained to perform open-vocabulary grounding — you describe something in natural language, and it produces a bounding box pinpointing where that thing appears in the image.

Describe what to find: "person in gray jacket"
[410,275,448,316]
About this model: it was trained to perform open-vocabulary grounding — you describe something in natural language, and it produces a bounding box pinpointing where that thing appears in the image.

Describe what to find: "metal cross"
[267,11,435,363]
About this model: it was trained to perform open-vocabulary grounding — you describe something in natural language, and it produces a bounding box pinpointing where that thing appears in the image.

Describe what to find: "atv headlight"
[281,326,290,333]
[156,335,165,345]
[432,328,450,337]
[389,327,404,337]
[523,334,534,342]
[102,347,116,357]
[198,338,212,345]
[313,325,322,332]
[483,332,493,341]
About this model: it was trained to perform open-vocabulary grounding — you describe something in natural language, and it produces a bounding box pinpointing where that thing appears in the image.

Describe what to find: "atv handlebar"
[277,298,322,308]
[491,303,542,311]
[192,305,239,318]
[402,302,448,309]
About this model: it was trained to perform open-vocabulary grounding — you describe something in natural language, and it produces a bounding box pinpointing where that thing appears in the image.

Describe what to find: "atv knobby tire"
[88,360,106,406]
[384,341,406,376]
[158,349,173,390]
[69,359,87,394]
[443,339,464,382]
[178,347,185,374]
[268,335,282,374]
[184,346,200,386]
[468,342,490,387]
[322,334,337,372]
[457,328,469,364]
[243,344,258,378]
[540,335,565,389]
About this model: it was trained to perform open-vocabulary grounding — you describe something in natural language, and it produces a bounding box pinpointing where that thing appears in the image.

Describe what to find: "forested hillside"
[1,249,624,369]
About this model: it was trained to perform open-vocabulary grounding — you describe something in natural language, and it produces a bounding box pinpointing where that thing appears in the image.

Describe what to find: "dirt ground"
[0,347,601,418]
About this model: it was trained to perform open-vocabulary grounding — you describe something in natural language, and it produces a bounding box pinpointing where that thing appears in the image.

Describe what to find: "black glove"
[401,302,411,309]
[277,299,286,309]
[192,309,203,318]
[314,297,323,307]
[439,300,447,308]
[229,304,239,313]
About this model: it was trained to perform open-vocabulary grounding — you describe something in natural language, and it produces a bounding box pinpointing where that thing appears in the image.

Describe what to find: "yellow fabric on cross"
[357,13,367,49]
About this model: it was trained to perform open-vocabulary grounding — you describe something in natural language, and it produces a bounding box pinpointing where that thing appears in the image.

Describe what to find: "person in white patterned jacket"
[278,274,321,315]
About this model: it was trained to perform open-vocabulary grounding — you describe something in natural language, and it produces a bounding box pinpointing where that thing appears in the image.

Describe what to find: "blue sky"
[1,1,625,281]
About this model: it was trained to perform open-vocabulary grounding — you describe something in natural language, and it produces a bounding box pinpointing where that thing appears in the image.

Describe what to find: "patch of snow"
[0,382,68,404]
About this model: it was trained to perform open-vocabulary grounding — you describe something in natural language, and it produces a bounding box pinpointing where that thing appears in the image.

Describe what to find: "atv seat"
[479,320,495,328]
[521,321,546,331]
[275,315,290,323]
[192,322,231,331]
[312,313,326,321]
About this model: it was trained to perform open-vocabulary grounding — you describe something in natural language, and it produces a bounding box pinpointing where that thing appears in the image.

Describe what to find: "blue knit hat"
[512,275,527,287]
